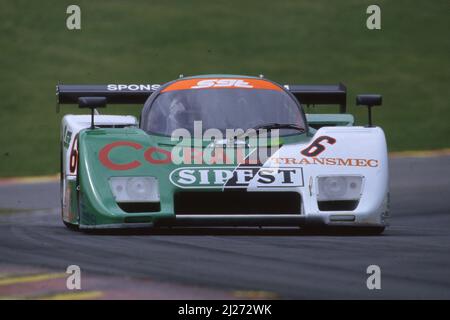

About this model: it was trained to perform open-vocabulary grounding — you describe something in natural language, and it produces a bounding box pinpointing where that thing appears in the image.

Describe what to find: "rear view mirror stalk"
[78,97,107,129]
[356,94,382,127]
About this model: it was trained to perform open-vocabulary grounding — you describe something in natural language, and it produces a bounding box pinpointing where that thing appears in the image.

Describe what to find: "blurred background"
[0,0,448,177]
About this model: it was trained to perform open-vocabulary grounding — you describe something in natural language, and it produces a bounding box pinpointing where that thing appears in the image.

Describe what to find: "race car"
[57,75,389,234]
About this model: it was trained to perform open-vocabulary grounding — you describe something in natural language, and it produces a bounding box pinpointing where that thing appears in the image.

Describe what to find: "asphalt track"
[0,155,449,299]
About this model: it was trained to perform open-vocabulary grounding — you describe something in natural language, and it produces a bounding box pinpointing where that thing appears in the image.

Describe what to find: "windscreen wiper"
[233,123,305,140]
[253,123,306,132]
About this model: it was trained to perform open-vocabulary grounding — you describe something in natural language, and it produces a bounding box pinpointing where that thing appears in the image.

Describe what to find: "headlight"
[109,177,160,202]
[317,176,363,201]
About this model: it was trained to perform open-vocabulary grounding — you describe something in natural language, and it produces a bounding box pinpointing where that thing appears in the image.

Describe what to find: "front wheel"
[61,144,80,231]
[301,226,385,236]
[334,226,386,235]
[63,220,79,231]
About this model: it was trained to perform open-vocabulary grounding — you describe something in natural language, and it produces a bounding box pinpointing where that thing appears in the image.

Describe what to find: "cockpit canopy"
[141,77,306,137]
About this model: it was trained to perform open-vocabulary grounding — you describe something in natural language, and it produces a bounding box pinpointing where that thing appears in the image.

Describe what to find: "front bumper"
[78,209,388,230]
[78,181,389,230]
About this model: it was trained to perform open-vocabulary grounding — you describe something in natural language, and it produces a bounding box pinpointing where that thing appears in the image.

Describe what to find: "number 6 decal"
[69,134,79,174]
[301,136,336,157]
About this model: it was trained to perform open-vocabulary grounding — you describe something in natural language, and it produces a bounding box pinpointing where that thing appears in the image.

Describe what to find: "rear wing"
[284,84,347,113]
[56,84,161,104]
[57,82,347,112]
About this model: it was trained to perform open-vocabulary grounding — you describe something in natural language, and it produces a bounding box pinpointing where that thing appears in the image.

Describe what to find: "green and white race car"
[58,75,389,234]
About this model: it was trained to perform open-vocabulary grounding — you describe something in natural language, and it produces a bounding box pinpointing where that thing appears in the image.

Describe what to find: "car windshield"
[142,86,305,137]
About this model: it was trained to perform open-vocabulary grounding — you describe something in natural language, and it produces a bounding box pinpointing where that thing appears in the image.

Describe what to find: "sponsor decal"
[107,84,160,91]
[301,136,336,157]
[271,157,379,168]
[192,79,253,89]
[169,166,303,189]
[98,139,378,171]
[63,128,72,149]
[69,134,79,174]
[99,141,144,170]
[161,78,283,92]
[98,141,276,169]
[99,141,172,170]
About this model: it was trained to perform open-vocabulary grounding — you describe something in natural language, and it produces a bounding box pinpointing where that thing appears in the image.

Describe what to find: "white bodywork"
[60,114,138,220]
[61,114,138,175]
[259,126,389,226]
[60,114,389,228]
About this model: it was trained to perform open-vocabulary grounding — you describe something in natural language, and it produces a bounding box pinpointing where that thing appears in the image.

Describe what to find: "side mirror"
[356,94,382,127]
[78,97,107,129]
[78,96,107,109]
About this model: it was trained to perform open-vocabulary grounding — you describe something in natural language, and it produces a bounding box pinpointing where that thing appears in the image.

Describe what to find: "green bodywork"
[73,128,305,226]
[65,108,353,227]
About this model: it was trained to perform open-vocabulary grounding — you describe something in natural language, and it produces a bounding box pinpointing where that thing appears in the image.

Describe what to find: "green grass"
[0,0,449,177]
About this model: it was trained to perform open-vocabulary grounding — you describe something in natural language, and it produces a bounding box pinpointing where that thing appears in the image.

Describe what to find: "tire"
[63,220,79,231]
[60,144,79,231]
[60,144,63,215]
[330,226,386,235]
[333,226,385,235]
[301,226,385,236]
